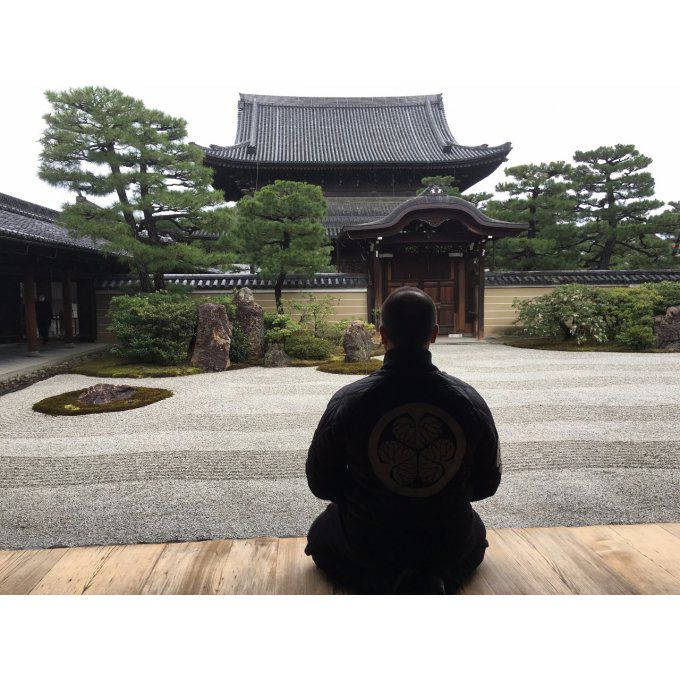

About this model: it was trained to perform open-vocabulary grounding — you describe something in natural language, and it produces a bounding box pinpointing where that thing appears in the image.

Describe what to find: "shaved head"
[380,286,438,349]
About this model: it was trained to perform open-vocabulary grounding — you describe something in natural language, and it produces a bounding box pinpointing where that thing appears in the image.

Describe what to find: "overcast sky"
[2,0,678,209]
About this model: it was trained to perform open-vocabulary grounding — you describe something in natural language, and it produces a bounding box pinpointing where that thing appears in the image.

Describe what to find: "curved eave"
[342,195,528,240]
[198,142,512,169]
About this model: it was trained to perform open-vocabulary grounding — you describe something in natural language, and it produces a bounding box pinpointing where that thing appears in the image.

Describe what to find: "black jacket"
[306,347,501,567]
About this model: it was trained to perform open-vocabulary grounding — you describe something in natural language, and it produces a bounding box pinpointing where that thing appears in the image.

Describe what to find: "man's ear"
[379,324,388,346]
[430,324,439,344]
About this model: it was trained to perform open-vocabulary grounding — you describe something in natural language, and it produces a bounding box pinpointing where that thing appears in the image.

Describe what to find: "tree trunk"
[153,272,166,291]
[274,273,286,313]
[597,235,617,269]
[137,262,153,292]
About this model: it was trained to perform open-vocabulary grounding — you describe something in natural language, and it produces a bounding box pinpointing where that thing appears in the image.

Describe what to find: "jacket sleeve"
[467,390,502,502]
[305,393,347,503]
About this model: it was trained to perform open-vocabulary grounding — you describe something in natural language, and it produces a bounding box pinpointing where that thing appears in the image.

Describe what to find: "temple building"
[203,94,527,337]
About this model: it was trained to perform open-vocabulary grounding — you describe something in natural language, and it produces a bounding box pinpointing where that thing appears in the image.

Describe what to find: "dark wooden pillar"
[62,272,75,347]
[456,258,466,334]
[477,252,485,340]
[22,268,39,356]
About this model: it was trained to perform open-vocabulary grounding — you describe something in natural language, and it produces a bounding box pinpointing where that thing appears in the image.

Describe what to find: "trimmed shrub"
[639,281,680,314]
[285,332,333,360]
[264,312,299,347]
[513,284,609,344]
[601,286,663,350]
[229,322,251,363]
[108,292,197,365]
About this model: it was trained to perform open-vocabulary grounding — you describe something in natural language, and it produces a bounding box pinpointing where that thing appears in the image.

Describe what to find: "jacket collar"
[381,347,438,372]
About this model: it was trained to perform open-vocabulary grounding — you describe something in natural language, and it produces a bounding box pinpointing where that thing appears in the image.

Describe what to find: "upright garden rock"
[191,302,232,371]
[343,320,373,363]
[78,383,137,405]
[234,287,265,359]
[263,342,292,367]
[654,305,680,350]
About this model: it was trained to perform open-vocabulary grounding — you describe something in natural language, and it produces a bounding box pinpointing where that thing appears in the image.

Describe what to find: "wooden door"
[384,254,460,335]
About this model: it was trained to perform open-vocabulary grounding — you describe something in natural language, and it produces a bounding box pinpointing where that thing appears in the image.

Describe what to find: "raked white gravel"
[0,342,678,549]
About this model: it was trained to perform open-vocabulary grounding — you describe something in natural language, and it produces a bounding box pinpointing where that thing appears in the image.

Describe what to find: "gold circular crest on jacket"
[367,403,467,498]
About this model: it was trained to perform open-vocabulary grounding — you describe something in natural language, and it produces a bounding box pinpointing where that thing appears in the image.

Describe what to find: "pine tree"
[39,86,233,291]
[571,144,664,269]
[235,181,331,312]
[484,162,580,271]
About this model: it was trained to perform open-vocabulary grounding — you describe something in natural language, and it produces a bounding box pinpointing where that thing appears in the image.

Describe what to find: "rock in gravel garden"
[234,287,265,359]
[343,320,373,362]
[654,305,680,351]
[264,342,293,367]
[191,302,232,371]
[78,383,137,405]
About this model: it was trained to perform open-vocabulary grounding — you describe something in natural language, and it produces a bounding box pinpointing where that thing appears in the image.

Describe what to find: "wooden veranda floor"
[1,523,679,595]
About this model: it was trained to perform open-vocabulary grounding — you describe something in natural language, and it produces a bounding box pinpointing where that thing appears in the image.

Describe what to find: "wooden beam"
[22,268,39,356]
[62,271,75,347]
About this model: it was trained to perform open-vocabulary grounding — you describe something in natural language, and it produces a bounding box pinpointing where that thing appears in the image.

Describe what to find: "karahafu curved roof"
[203,93,511,166]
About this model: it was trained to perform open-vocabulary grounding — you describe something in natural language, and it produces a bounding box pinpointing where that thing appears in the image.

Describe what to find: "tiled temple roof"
[0,192,100,252]
[485,270,680,287]
[203,93,511,167]
[324,196,407,237]
[97,273,369,290]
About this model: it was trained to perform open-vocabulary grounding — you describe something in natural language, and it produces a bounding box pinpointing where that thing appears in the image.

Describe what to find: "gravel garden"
[0,284,678,550]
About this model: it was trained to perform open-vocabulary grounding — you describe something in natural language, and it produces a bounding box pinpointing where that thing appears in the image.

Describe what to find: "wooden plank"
[516,527,638,595]
[458,570,496,595]
[80,543,166,595]
[568,525,680,595]
[659,523,680,542]
[30,545,116,595]
[467,528,574,595]
[142,540,233,595]
[0,548,67,595]
[214,537,279,595]
[609,524,680,581]
[274,537,334,595]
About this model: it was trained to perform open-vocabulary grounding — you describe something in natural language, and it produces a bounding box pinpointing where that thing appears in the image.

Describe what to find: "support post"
[22,268,39,356]
[62,271,75,347]
[477,251,485,340]
[456,258,466,334]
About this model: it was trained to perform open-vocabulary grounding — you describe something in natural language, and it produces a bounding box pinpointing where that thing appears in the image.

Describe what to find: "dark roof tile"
[204,93,511,166]
[485,270,680,286]
[0,192,101,253]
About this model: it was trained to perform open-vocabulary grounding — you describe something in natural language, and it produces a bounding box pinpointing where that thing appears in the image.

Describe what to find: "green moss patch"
[317,358,383,375]
[71,353,202,378]
[33,387,173,416]
[499,337,670,353]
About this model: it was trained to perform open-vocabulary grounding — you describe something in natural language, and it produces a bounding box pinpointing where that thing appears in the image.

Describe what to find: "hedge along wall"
[484,285,630,337]
[95,288,368,343]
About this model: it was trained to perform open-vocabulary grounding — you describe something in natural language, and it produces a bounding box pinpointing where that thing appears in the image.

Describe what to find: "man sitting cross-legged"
[305,286,501,594]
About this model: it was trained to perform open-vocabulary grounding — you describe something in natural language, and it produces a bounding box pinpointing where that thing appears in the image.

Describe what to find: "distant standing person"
[35,294,53,345]
[305,286,501,594]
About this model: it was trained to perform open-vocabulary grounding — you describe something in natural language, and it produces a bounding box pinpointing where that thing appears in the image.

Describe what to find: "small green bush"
[264,312,299,347]
[601,286,664,350]
[108,292,197,365]
[513,284,609,344]
[285,332,333,360]
[229,322,251,363]
[639,281,680,314]
[287,294,338,337]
